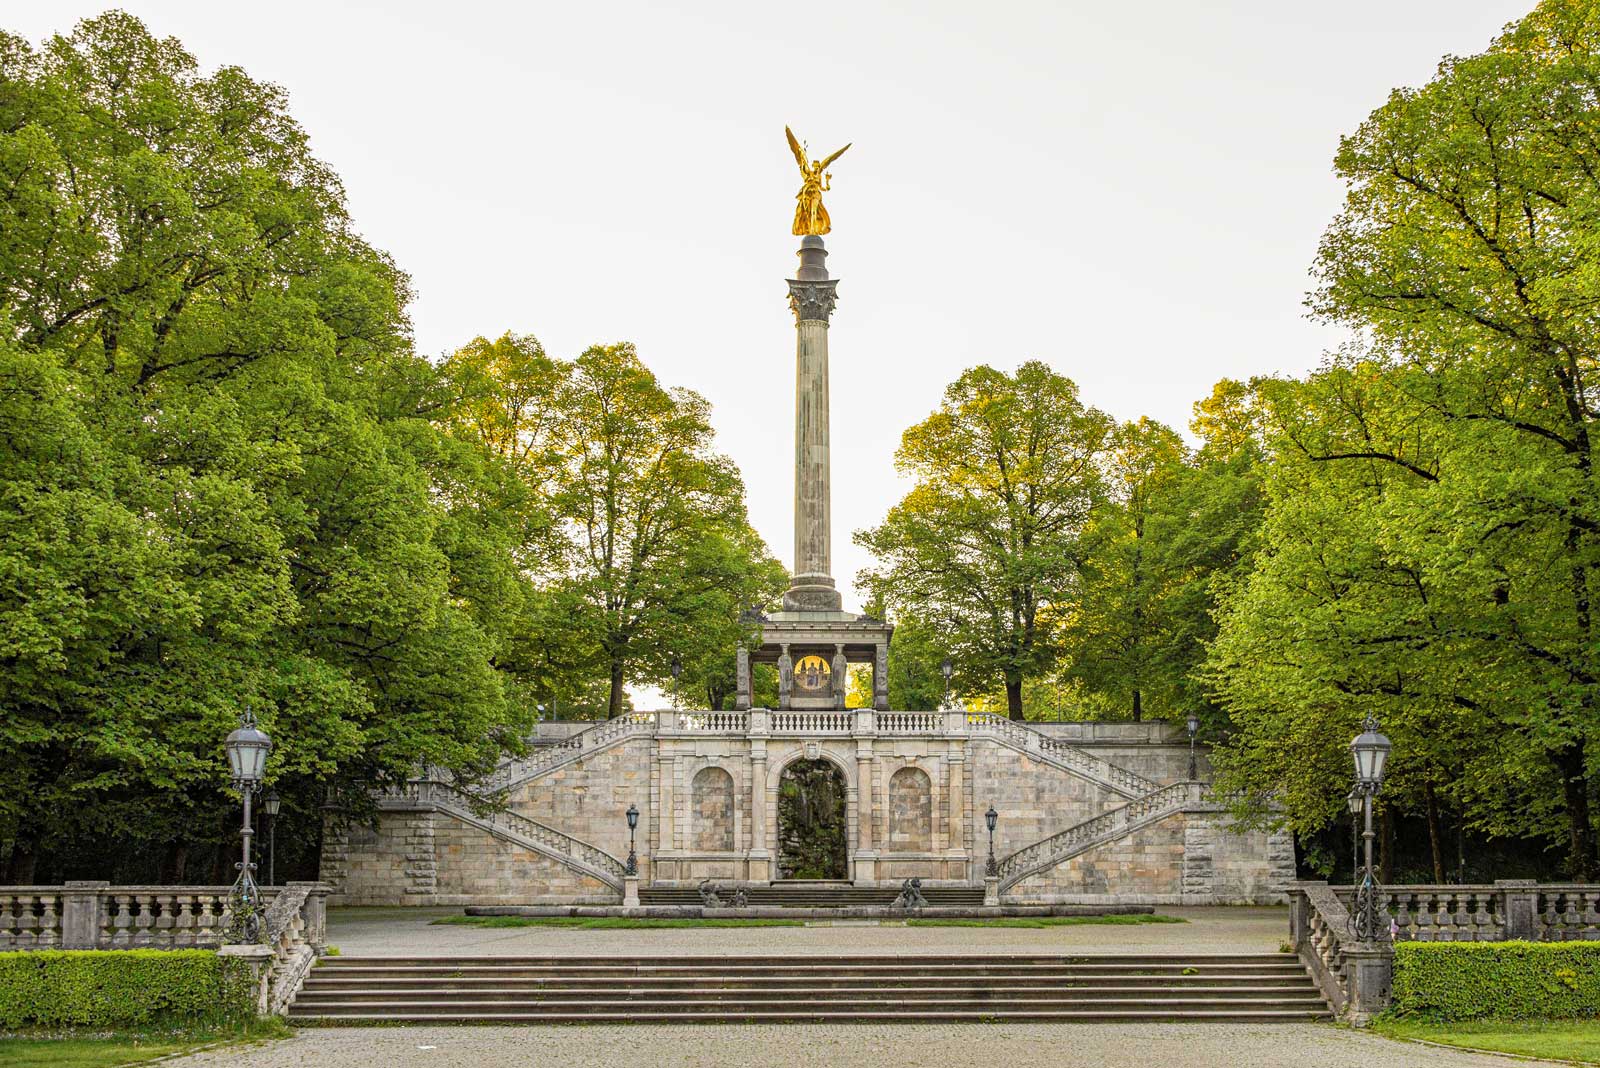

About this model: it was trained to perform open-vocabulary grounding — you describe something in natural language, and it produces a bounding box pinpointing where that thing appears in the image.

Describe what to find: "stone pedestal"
[1496,879,1539,940]
[623,874,641,910]
[984,876,1000,907]
[60,881,108,950]
[219,943,275,1016]
[1341,944,1394,1026]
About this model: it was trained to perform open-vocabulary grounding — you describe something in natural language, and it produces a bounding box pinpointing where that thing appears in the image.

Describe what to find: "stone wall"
[431,816,613,906]
[323,812,436,906]
[970,741,1117,863]
[322,717,1287,905]
[515,735,654,876]
[1007,809,1292,906]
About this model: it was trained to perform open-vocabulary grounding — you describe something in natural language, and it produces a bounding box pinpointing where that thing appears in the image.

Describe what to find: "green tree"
[1210,0,1600,878]
[545,343,782,718]
[857,362,1112,719]
[1063,418,1188,720]
[0,14,531,880]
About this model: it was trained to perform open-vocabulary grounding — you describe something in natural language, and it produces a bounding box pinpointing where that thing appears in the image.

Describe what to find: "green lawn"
[907,914,1187,928]
[0,1021,287,1068]
[431,915,806,929]
[1374,1017,1600,1063]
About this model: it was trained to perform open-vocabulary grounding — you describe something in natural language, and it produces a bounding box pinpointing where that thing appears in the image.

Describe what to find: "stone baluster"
[1581,892,1600,941]
[1413,892,1435,941]
[153,892,176,944]
[1390,892,1414,941]
[1481,891,1501,940]
[37,894,60,948]
[1564,892,1584,940]
[1450,892,1471,942]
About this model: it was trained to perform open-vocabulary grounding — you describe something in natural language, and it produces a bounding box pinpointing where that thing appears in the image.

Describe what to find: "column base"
[783,584,843,611]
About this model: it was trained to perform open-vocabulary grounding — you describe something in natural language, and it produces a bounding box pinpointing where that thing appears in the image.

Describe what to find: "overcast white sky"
[12,0,1531,618]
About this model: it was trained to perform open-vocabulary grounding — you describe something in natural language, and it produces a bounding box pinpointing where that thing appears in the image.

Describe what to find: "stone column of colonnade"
[784,235,843,612]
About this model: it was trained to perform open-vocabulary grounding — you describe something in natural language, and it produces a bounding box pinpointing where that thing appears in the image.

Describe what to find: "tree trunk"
[607,659,627,719]
[1131,689,1142,722]
[7,837,37,884]
[1423,782,1444,884]
[1556,742,1596,880]
[1005,674,1024,721]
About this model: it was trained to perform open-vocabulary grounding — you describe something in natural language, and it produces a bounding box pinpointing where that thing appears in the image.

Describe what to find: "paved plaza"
[323,905,1291,957]
[152,906,1566,1068]
[170,1022,1557,1068]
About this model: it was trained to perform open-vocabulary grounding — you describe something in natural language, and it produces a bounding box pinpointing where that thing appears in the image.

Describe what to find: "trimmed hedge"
[0,949,256,1029]
[1393,941,1600,1021]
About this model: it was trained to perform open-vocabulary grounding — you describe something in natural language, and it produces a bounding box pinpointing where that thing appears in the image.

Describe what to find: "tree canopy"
[0,15,779,882]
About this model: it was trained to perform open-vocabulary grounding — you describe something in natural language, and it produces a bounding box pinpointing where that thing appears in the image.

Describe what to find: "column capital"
[788,279,839,324]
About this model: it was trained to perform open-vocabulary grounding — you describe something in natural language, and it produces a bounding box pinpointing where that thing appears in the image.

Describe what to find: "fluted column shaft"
[784,235,842,612]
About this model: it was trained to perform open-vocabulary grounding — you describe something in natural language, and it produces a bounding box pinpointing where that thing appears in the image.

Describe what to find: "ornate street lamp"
[223,709,272,941]
[670,657,683,711]
[1185,713,1200,781]
[941,658,954,709]
[262,790,281,886]
[1349,715,1392,942]
[985,805,999,877]
[625,803,639,876]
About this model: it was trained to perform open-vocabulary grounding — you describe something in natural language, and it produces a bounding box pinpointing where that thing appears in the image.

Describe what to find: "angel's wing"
[785,126,808,170]
[819,142,851,170]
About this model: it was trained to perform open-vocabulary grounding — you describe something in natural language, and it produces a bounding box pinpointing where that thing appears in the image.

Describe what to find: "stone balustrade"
[1289,879,1600,1025]
[0,881,330,952]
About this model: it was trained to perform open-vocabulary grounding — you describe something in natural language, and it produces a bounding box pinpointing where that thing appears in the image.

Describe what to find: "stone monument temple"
[320,132,1292,908]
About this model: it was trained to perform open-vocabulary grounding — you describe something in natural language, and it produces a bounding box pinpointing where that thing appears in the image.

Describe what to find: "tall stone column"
[784,235,842,612]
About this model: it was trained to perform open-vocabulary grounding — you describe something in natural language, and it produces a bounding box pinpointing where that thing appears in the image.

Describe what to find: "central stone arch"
[775,757,849,879]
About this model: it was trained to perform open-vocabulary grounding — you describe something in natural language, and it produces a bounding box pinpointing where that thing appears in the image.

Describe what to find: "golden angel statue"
[786,126,851,236]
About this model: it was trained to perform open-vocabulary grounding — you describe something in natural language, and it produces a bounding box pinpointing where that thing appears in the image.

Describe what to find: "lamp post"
[985,805,999,877]
[670,657,682,712]
[625,803,639,876]
[1185,713,1200,781]
[262,790,281,886]
[1346,787,1364,885]
[1349,715,1392,942]
[223,709,272,942]
[941,658,954,709]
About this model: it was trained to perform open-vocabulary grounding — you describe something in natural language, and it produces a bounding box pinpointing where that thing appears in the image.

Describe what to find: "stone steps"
[638,886,985,907]
[289,954,1330,1024]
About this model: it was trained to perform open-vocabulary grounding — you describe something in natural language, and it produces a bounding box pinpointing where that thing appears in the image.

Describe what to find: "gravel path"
[170,1023,1556,1068]
[325,905,1290,957]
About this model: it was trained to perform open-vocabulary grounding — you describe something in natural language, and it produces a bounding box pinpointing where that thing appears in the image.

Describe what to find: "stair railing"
[964,712,1157,798]
[994,781,1195,890]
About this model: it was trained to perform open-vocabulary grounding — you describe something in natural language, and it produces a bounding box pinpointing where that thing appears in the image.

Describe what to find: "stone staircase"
[638,883,985,908]
[995,781,1204,892]
[288,953,1331,1023]
[382,780,627,892]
